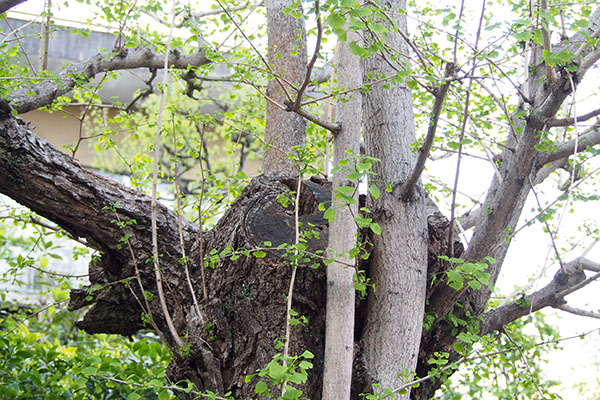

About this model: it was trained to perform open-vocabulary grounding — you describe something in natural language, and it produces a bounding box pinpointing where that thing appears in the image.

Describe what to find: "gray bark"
[8,47,210,114]
[359,0,428,396]
[322,34,362,400]
[414,7,600,399]
[263,0,307,176]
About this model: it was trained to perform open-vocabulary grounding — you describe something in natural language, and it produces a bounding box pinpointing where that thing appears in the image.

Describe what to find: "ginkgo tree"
[1,0,600,399]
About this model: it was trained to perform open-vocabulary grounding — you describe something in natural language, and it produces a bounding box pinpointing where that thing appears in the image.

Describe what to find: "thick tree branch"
[430,6,600,322]
[290,0,322,111]
[539,124,600,164]
[416,8,600,399]
[396,62,454,199]
[480,257,590,336]
[548,107,600,127]
[0,114,197,342]
[9,47,210,114]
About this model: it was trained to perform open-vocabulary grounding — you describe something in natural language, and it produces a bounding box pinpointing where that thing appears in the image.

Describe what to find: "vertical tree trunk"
[263,0,307,176]
[322,34,362,400]
[360,0,427,396]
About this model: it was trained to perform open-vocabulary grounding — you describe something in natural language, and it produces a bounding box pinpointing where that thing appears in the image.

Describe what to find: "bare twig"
[197,124,209,301]
[286,102,341,134]
[151,0,185,350]
[555,304,600,319]
[528,176,566,273]
[281,176,302,395]
[501,328,545,398]
[39,0,51,71]
[173,126,204,325]
[96,375,230,399]
[448,0,486,256]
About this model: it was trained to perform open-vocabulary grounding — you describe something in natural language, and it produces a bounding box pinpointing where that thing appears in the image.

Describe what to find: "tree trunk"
[263,0,308,175]
[0,112,466,399]
[358,0,428,396]
[322,34,362,400]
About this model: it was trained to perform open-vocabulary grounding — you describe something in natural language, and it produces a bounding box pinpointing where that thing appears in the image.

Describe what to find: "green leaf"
[453,342,464,354]
[300,350,314,359]
[370,223,382,235]
[533,29,544,45]
[323,207,338,223]
[254,380,269,395]
[336,185,355,195]
[127,393,141,400]
[81,366,97,376]
[253,250,266,258]
[341,0,359,7]
[349,7,372,17]
[369,184,381,200]
[514,31,533,42]
[282,385,303,399]
[467,280,482,290]
[446,270,464,291]
[326,13,346,29]
[349,41,370,59]
[267,361,288,381]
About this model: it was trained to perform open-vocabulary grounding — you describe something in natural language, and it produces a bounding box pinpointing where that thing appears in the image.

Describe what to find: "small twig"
[452,0,466,66]
[501,328,545,398]
[555,304,600,319]
[96,375,230,399]
[381,326,600,399]
[286,102,341,134]
[1,299,69,339]
[189,1,258,20]
[281,175,302,396]
[528,176,566,272]
[324,43,337,177]
[39,0,52,71]
[110,211,167,346]
[447,0,486,256]
[173,125,205,325]
[197,124,209,301]
[151,0,185,350]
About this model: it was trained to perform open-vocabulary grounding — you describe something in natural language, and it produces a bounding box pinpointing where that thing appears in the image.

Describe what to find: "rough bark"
[358,0,428,396]
[0,114,329,398]
[263,0,308,176]
[0,111,471,399]
[322,34,362,400]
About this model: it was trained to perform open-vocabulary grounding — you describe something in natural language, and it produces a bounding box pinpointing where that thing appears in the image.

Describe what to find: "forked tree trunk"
[359,0,428,396]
